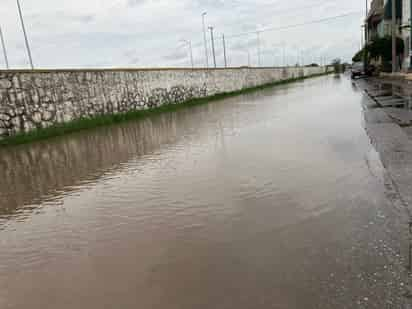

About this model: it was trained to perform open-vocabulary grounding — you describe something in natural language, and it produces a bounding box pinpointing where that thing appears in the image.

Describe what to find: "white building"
[367,0,411,70]
[400,0,411,69]
[367,0,389,41]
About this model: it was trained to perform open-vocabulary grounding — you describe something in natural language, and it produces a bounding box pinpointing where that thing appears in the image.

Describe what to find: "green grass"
[0,72,330,147]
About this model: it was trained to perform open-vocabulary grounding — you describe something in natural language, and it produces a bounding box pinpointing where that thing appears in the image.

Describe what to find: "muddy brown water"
[0,75,409,308]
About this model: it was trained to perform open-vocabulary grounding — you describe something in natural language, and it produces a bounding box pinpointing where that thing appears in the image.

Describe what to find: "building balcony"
[383,0,402,20]
[367,0,384,22]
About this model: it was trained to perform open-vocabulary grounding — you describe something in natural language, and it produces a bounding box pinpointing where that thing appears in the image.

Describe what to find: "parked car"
[351,62,364,78]
[351,62,375,79]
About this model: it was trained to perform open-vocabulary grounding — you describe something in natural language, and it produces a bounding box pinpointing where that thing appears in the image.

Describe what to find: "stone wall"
[0,66,328,138]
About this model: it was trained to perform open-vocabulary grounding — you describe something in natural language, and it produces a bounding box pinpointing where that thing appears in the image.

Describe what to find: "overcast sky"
[0,0,365,69]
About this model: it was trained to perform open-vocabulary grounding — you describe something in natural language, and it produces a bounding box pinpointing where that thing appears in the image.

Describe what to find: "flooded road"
[0,75,409,308]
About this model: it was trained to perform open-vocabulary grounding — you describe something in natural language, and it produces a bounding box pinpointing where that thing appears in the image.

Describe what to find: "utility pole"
[222,34,227,68]
[409,0,412,70]
[361,26,364,49]
[189,41,194,69]
[202,12,209,68]
[257,31,261,67]
[283,43,286,67]
[392,0,397,72]
[17,0,34,69]
[296,48,299,66]
[209,26,217,68]
[247,50,251,67]
[181,40,194,68]
[363,0,368,73]
[0,25,9,69]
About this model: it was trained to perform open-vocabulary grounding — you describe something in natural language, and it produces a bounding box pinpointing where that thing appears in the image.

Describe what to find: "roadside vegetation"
[352,36,404,72]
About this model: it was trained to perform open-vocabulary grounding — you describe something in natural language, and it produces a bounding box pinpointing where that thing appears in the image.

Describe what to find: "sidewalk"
[377,73,412,94]
[358,77,412,216]
[356,77,412,308]
[380,72,412,82]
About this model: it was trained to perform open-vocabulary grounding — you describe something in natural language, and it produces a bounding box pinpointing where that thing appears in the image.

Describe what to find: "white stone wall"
[0,66,328,138]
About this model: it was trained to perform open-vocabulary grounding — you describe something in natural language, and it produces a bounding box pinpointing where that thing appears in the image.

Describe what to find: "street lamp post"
[202,12,209,68]
[296,48,300,66]
[209,26,217,68]
[181,40,194,69]
[361,26,364,49]
[222,34,227,68]
[392,0,397,72]
[0,25,9,69]
[16,0,34,69]
[409,0,412,70]
[257,31,261,67]
[364,0,368,73]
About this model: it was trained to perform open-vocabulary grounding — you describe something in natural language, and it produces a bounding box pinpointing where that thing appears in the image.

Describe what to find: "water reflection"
[0,88,276,224]
[0,117,167,220]
[1,76,403,309]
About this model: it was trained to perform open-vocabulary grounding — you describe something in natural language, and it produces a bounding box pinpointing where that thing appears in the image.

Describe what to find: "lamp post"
[209,26,217,68]
[257,31,261,67]
[301,50,305,66]
[0,25,9,69]
[222,34,227,68]
[392,0,397,72]
[409,0,412,70]
[363,0,368,73]
[181,39,194,69]
[202,12,209,68]
[296,48,300,66]
[16,0,34,69]
[273,50,278,67]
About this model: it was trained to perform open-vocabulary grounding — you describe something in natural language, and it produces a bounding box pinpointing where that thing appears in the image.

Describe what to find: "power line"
[164,10,360,66]
[217,0,345,42]
[243,0,344,18]
[164,1,353,54]
[226,12,362,39]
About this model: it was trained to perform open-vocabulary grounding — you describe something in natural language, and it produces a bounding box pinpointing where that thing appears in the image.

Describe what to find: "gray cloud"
[128,56,140,64]
[0,0,363,69]
[126,0,149,7]
[124,49,140,64]
[29,11,95,25]
[229,38,259,51]
[73,14,95,23]
[163,49,188,61]
[191,0,235,9]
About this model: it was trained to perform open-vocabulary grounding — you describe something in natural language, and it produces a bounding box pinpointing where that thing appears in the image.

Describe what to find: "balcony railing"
[371,0,384,11]
[367,0,384,21]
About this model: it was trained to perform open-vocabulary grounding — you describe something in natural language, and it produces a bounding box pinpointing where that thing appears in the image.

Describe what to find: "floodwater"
[0,76,409,308]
